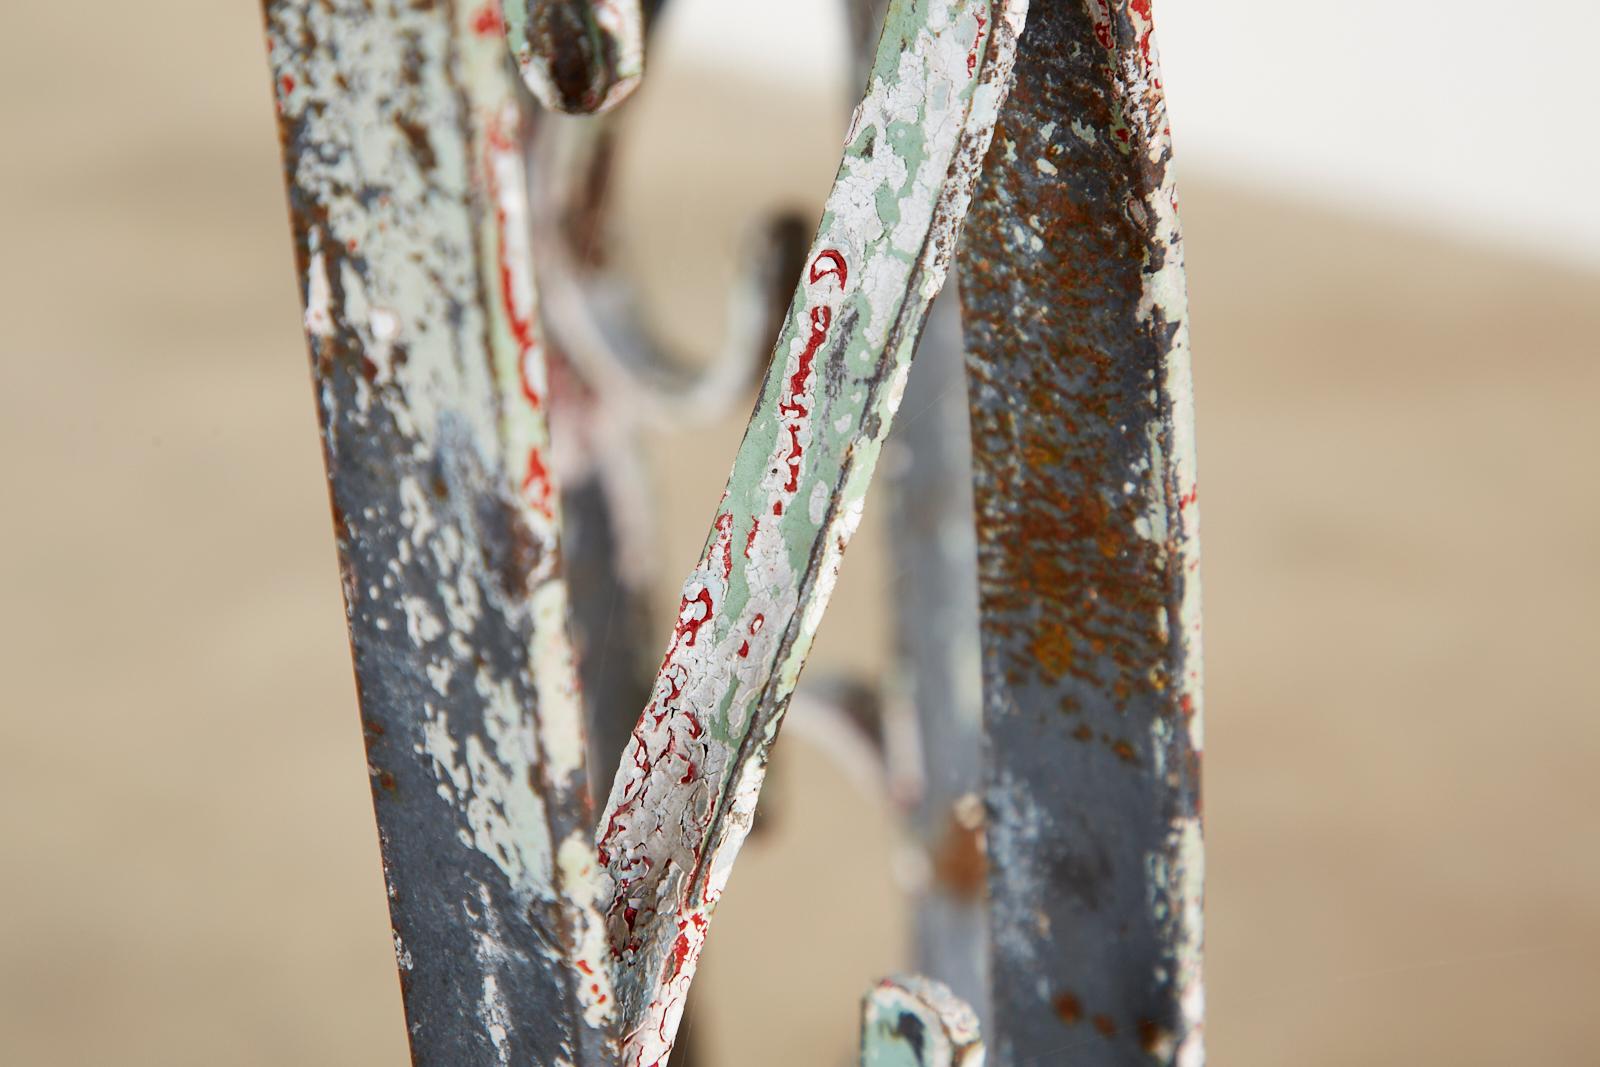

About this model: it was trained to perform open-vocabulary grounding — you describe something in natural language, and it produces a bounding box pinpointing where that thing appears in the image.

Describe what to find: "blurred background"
[2,0,1596,1064]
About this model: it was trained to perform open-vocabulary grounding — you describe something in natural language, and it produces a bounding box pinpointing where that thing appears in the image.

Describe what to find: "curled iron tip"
[505,0,644,114]
[861,976,985,1067]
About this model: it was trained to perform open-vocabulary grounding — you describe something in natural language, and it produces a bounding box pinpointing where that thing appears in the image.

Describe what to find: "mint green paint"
[593,5,1028,1063]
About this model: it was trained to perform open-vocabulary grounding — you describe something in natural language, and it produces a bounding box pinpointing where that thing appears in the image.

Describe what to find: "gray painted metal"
[884,287,989,1024]
[262,2,613,1061]
[560,472,656,808]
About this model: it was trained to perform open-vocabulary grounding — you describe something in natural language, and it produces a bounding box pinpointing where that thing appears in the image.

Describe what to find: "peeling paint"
[265,1,1205,1062]
[262,0,615,1060]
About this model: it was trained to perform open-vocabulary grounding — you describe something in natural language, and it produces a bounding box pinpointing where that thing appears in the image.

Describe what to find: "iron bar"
[593,3,1028,1063]
[263,2,616,1060]
[957,1,1204,1063]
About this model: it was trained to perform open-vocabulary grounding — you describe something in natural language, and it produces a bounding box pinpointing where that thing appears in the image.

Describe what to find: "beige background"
[2,2,1597,1064]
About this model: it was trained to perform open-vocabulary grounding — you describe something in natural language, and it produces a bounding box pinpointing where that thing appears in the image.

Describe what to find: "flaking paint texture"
[262,1,614,1061]
[593,2,1028,1063]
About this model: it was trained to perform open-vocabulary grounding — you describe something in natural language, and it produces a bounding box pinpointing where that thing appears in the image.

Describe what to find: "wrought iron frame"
[261,0,1201,1063]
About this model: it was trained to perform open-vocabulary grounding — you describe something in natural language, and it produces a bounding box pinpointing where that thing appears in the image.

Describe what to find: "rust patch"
[931,811,987,901]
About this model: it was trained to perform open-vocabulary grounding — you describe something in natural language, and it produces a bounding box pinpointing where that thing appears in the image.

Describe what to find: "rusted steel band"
[593,2,1028,1063]
[263,2,615,1061]
[956,1,1204,1064]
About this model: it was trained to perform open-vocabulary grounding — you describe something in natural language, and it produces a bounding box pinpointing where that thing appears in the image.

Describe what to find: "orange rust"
[1029,617,1075,680]
[931,811,987,901]
[958,2,1203,1059]
[1137,1018,1171,1053]
[962,59,1179,717]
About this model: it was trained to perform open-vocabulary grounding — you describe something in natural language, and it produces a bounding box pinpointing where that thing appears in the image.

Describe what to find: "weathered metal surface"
[263,2,616,1061]
[264,0,1208,1059]
[860,976,985,1067]
[882,286,988,1021]
[592,2,1028,1063]
[956,1,1203,1063]
[503,0,644,114]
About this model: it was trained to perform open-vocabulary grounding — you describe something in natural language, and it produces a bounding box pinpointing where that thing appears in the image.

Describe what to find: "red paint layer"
[472,3,503,37]
[808,248,849,288]
[967,11,988,76]
[523,449,553,516]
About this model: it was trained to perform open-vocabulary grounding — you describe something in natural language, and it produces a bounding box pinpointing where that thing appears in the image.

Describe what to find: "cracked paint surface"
[591,2,1028,1063]
[263,0,613,1061]
[956,2,1203,1065]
